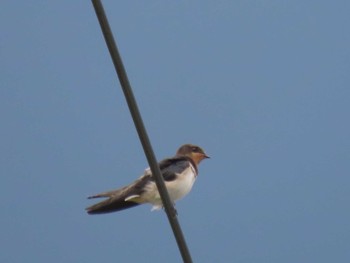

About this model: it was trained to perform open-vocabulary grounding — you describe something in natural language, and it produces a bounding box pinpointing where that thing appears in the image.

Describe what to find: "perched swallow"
[86,144,209,214]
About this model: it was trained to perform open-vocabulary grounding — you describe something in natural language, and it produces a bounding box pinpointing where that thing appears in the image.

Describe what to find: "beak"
[203,153,210,159]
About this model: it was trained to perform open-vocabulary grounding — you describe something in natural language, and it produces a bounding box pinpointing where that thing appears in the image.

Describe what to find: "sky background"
[1,1,349,262]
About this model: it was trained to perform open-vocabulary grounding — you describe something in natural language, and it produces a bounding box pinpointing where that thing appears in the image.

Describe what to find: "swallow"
[86,144,209,214]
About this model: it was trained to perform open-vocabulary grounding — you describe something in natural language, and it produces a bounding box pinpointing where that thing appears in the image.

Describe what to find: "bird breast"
[165,164,197,202]
[141,163,197,209]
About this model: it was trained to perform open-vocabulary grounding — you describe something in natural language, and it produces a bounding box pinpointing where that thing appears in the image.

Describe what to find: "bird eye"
[192,147,199,152]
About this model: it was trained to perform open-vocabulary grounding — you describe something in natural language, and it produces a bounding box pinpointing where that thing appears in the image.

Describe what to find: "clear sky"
[1,1,349,262]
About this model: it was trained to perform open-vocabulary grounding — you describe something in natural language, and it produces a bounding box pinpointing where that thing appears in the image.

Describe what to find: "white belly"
[143,164,197,210]
[165,165,196,201]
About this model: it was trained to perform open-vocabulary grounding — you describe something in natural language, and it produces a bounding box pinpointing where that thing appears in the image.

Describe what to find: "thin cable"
[91,1,193,262]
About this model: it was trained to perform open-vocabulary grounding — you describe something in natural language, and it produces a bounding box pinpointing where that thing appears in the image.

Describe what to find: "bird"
[86,144,209,214]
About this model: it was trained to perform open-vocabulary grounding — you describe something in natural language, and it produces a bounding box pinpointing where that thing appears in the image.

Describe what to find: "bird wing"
[158,156,193,181]
[86,175,151,214]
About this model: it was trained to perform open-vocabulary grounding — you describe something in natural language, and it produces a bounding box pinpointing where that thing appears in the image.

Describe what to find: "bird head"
[176,144,210,165]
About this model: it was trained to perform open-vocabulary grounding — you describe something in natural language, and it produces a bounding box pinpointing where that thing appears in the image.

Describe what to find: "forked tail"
[86,195,140,214]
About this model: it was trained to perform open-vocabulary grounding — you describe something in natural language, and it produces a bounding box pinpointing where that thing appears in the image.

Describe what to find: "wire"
[91,1,193,262]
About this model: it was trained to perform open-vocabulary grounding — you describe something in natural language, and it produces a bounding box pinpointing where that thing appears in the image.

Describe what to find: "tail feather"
[86,194,141,214]
[87,194,109,199]
[87,188,124,199]
[86,178,148,214]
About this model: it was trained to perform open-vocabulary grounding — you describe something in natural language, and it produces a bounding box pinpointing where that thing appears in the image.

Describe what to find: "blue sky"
[1,1,349,262]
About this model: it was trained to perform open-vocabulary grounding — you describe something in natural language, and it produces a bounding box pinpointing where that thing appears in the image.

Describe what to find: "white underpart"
[125,195,140,201]
[141,164,197,211]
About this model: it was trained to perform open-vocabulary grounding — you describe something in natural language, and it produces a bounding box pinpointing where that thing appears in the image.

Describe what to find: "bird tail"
[86,191,141,214]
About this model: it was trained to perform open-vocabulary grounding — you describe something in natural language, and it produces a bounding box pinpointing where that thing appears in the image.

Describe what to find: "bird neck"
[186,157,199,174]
